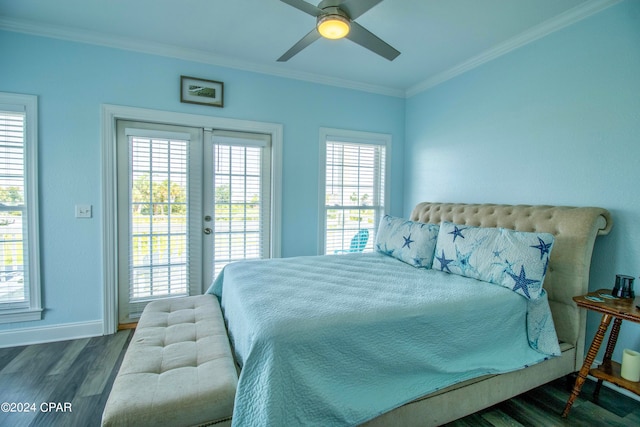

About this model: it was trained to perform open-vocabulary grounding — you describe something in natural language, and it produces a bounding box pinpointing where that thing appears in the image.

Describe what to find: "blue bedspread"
[208,252,559,426]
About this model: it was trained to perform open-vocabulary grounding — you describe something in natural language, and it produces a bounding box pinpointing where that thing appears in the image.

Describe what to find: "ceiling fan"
[278,0,401,62]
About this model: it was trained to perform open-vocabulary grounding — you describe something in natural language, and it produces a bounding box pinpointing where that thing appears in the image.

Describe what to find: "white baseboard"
[0,320,104,348]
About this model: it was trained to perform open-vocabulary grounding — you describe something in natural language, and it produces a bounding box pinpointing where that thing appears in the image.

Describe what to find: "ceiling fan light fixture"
[317,14,350,39]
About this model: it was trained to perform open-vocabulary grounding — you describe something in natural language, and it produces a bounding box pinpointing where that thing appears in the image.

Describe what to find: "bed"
[209,202,612,426]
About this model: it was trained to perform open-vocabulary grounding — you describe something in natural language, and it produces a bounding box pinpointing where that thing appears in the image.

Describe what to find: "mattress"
[208,252,557,426]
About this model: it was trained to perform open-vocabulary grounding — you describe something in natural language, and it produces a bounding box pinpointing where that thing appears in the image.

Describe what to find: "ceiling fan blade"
[277,28,322,62]
[280,0,324,17]
[346,21,400,61]
[338,0,383,20]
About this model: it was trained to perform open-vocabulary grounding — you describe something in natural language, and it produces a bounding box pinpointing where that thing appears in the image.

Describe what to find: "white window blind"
[0,93,41,323]
[320,129,388,255]
[126,129,191,316]
[212,131,271,278]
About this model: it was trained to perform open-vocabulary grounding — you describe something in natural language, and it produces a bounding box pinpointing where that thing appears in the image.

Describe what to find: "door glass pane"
[213,143,264,277]
[129,135,189,301]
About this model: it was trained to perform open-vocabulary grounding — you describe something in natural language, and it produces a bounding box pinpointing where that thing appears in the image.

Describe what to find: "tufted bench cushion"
[101,295,238,427]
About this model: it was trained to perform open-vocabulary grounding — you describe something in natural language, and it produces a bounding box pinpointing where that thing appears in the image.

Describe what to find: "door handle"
[204,227,212,235]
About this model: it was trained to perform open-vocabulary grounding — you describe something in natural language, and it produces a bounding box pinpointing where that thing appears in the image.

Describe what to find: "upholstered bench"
[101,294,238,427]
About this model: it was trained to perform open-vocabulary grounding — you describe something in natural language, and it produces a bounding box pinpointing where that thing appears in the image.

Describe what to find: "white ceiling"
[0,0,619,96]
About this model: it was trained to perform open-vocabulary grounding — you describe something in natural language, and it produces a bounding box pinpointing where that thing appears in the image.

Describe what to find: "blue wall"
[0,31,405,334]
[405,1,640,361]
[2,0,639,370]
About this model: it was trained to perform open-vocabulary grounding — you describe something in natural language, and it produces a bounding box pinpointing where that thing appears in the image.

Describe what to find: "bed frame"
[362,202,612,427]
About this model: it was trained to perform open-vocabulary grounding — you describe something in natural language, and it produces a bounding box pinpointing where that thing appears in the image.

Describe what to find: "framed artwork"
[180,75,224,107]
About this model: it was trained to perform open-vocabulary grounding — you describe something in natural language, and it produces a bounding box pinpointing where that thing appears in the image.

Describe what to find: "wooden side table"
[562,288,640,417]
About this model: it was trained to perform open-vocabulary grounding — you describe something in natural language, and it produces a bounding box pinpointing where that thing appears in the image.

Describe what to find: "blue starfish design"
[492,258,514,275]
[493,248,504,258]
[507,265,540,299]
[449,225,466,242]
[455,247,476,276]
[499,258,515,273]
[530,237,552,260]
[376,243,394,257]
[402,234,414,249]
[436,250,454,273]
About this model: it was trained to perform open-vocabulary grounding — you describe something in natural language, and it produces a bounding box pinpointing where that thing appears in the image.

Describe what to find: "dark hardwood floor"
[0,330,133,427]
[1,331,639,426]
[444,376,640,427]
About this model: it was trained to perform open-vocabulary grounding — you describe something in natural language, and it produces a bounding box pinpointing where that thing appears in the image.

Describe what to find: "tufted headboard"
[410,202,612,365]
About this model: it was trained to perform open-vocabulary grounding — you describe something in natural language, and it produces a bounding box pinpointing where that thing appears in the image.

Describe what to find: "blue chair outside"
[334,229,369,254]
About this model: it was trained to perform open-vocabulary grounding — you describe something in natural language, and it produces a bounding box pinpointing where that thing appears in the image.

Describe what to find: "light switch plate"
[75,204,92,218]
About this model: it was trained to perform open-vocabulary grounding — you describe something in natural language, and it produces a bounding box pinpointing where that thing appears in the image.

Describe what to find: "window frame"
[318,127,391,255]
[0,92,42,324]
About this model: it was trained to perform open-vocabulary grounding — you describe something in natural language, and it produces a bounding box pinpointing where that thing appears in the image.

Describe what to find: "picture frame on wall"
[180,75,224,107]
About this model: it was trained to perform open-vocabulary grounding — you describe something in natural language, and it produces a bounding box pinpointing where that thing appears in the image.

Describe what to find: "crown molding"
[405,0,622,98]
[0,17,405,98]
[0,0,621,100]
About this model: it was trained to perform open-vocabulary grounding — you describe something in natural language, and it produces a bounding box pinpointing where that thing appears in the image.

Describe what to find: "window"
[319,128,390,255]
[0,92,41,323]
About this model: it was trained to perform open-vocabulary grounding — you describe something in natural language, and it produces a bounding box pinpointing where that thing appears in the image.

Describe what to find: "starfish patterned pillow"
[433,221,554,300]
[375,215,439,268]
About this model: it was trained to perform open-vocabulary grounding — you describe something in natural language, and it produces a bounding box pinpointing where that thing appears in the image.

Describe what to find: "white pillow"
[375,215,439,268]
[433,222,554,299]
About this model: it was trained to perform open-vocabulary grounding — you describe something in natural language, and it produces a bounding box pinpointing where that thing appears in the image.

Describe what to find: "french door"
[116,120,271,324]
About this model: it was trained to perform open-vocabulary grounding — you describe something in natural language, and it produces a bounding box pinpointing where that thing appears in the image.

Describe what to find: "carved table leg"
[562,313,612,417]
[593,317,622,400]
